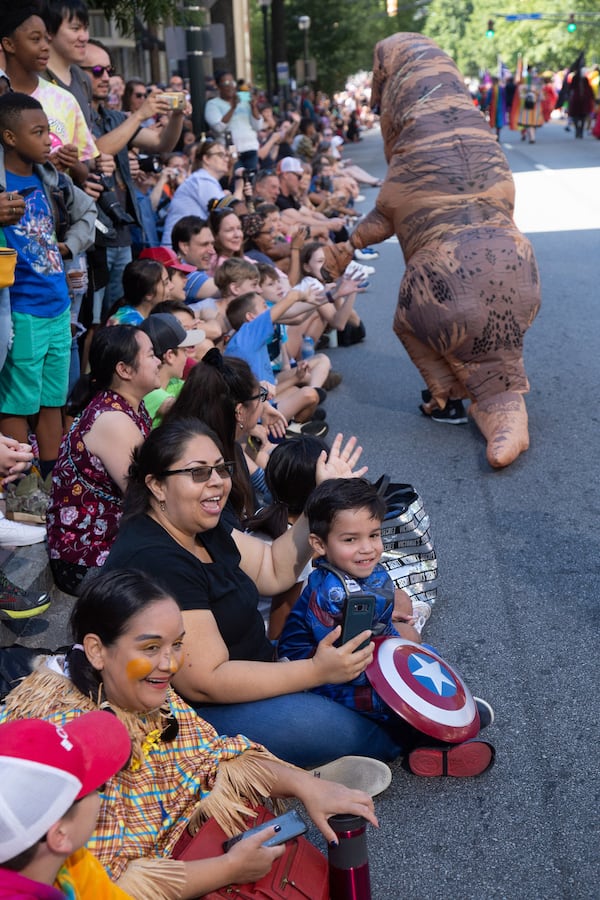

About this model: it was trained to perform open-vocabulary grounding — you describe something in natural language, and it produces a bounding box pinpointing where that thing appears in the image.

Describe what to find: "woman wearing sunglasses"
[163,351,268,527]
[103,417,406,768]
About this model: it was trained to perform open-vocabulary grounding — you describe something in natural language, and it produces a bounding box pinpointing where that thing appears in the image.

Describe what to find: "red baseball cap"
[0,711,131,863]
[139,246,196,273]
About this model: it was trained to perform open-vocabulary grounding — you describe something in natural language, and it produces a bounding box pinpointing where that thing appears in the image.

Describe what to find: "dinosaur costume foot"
[469,392,530,468]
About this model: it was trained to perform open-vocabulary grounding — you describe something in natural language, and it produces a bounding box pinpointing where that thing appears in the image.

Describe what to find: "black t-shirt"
[276,192,301,212]
[105,515,273,662]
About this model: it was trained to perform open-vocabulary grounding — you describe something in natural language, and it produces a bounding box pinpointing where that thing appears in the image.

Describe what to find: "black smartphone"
[339,594,376,650]
[223,810,307,852]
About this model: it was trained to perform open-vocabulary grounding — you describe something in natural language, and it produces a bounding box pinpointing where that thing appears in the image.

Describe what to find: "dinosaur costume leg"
[393,234,540,466]
[469,392,529,468]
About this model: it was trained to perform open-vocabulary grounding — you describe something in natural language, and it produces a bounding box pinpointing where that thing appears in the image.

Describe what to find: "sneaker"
[322,370,343,391]
[286,420,329,439]
[407,738,495,778]
[4,471,51,524]
[419,398,468,425]
[0,571,52,620]
[411,599,432,634]
[473,696,495,730]
[354,247,379,261]
[0,512,46,548]
[344,261,374,278]
[310,756,392,797]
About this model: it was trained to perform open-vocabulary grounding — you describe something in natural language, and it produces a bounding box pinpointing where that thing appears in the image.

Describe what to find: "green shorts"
[0,308,71,416]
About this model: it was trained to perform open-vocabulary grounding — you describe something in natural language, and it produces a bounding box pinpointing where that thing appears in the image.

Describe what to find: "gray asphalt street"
[2,116,599,898]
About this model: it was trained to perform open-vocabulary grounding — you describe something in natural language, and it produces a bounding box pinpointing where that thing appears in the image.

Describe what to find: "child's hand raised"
[315,433,367,483]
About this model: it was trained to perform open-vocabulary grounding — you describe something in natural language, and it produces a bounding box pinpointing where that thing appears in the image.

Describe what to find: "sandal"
[407,738,495,778]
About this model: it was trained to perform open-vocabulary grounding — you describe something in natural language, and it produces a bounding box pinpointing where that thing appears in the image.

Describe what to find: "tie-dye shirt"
[33,77,97,161]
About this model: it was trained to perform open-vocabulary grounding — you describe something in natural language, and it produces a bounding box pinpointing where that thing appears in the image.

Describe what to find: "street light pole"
[257,0,273,102]
[298,15,311,84]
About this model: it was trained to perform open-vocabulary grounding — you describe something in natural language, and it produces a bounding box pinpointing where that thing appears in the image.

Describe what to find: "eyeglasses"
[160,462,235,482]
[220,79,236,87]
[82,64,115,77]
[208,151,228,159]
[259,228,275,236]
[134,92,148,99]
[249,386,269,402]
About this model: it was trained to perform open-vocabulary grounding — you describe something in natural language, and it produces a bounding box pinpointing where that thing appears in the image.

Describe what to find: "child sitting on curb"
[278,477,496,778]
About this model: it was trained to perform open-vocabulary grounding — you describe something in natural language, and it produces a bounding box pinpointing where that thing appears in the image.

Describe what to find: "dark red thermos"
[327,814,372,900]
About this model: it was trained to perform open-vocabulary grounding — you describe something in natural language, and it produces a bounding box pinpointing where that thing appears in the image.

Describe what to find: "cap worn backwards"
[0,711,131,864]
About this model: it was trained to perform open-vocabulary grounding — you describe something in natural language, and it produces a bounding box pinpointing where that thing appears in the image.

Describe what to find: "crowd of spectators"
[0,5,501,898]
[0,0,384,571]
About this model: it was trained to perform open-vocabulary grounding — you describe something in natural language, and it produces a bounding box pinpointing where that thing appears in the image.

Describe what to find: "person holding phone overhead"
[204,71,263,173]
[278,478,496,779]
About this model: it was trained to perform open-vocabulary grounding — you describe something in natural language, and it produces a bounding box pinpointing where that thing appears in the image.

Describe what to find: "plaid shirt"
[0,668,266,880]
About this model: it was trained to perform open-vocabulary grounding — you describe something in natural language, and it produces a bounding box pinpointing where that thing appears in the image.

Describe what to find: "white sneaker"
[0,511,46,547]
[310,756,392,797]
[412,599,433,634]
[345,261,375,279]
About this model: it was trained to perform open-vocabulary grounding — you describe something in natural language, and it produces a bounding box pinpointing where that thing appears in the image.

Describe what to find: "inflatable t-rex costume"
[323,33,541,468]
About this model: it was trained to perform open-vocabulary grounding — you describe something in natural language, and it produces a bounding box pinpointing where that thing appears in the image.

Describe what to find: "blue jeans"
[192,691,404,768]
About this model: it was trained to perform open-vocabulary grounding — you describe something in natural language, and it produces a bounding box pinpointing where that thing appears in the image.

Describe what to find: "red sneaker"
[408,739,495,778]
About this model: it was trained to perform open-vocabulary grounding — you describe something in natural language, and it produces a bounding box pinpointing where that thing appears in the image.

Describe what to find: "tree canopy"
[424,0,600,79]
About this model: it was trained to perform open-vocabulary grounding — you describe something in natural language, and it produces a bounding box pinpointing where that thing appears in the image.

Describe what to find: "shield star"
[409,654,456,695]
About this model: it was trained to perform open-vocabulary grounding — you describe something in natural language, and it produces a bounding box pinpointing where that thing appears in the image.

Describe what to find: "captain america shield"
[366,637,480,743]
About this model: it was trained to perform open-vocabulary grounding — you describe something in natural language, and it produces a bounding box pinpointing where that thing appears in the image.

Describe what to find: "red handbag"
[174,806,329,899]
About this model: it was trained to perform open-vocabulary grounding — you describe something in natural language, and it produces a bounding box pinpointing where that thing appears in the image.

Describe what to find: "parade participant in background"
[323,33,540,469]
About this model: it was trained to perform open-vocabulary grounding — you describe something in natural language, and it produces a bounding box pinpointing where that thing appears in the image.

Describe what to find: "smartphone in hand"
[223,810,307,852]
[339,594,376,650]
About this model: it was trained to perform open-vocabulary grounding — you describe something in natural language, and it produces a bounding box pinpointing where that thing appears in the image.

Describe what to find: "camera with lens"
[138,154,163,174]
[242,169,255,187]
[96,175,135,226]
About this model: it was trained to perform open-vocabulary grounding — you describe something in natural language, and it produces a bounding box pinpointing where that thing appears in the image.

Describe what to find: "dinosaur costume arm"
[349,206,394,250]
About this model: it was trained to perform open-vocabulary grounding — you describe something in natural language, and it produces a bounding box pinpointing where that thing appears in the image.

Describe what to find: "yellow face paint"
[169,654,181,674]
[126,658,153,681]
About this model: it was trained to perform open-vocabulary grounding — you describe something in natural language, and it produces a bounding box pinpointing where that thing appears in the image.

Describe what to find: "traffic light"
[567,14,577,32]
[486,19,495,38]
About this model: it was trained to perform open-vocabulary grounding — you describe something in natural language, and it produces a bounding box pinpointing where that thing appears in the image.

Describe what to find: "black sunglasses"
[160,463,235,483]
[82,64,115,78]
